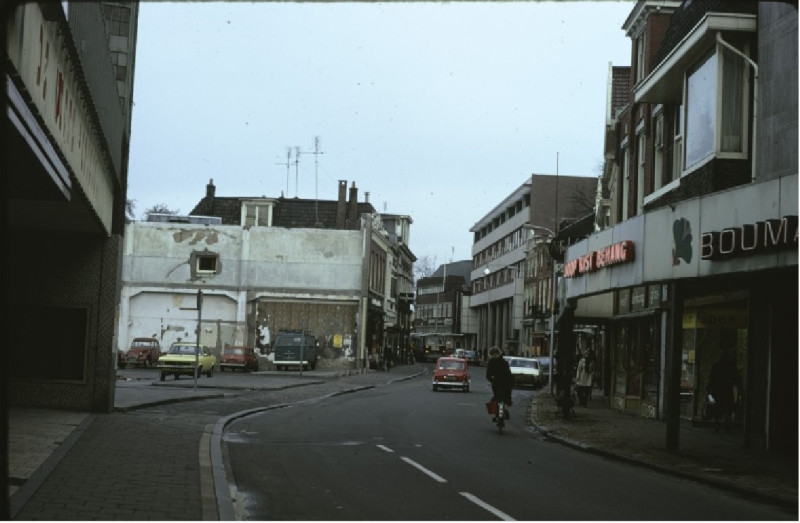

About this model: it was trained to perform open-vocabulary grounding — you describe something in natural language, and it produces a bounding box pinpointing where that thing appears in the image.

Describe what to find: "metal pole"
[548,264,556,394]
[195,290,203,391]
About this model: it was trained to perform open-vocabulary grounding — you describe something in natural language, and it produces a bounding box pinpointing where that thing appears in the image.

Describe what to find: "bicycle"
[486,400,510,434]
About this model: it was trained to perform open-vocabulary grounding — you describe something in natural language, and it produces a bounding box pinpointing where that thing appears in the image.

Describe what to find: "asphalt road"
[222,370,790,521]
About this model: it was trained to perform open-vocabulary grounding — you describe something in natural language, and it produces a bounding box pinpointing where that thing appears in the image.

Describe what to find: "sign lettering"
[701,216,798,260]
[564,240,635,278]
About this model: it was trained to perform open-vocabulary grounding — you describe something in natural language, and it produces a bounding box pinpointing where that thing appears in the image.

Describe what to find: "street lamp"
[483,266,491,350]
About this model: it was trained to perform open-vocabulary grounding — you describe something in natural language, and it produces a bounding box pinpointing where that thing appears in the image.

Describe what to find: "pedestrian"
[382,344,392,372]
[575,349,594,407]
[707,349,738,432]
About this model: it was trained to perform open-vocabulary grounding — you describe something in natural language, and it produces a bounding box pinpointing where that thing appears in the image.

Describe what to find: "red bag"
[485,401,498,415]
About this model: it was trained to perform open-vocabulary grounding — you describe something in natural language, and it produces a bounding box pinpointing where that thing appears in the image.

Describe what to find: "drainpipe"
[716,33,758,182]
[358,214,372,372]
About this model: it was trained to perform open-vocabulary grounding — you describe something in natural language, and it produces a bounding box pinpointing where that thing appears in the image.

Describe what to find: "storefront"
[610,285,663,418]
[563,176,796,453]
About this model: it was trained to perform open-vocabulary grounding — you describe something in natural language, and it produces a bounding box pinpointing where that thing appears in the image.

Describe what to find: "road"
[222,368,790,521]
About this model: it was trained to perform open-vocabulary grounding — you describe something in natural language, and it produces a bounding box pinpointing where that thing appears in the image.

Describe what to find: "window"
[684,44,749,170]
[685,51,716,168]
[621,144,630,220]
[635,35,646,83]
[242,201,272,227]
[652,111,664,190]
[197,254,218,274]
[636,131,646,214]
[673,103,684,176]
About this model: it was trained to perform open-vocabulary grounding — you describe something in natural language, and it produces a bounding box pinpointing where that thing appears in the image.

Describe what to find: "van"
[273,330,319,371]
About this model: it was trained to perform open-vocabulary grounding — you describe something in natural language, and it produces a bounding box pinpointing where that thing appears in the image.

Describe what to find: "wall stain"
[173,229,220,245]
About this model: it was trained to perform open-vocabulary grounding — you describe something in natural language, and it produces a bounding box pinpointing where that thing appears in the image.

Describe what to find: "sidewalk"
[7,366,420,519]
[8,369,798,519]
[528,387,798,511]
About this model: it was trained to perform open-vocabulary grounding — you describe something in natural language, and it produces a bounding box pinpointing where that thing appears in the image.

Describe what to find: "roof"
[189,190,376,229]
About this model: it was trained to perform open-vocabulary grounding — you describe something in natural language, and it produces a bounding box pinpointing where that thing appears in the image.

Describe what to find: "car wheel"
[207,366,213,378]
[464,385,470,393]
[174,373,180,380]
[432,385,437,392]
[160,372,165,382]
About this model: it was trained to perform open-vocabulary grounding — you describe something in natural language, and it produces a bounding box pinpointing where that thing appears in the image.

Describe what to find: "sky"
[127,0,635,265]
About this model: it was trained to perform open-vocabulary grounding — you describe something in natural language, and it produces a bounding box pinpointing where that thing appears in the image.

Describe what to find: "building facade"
[563,0,797,456]
[470,174,598,357]
[118,179,413,371]
[4,2,138,411]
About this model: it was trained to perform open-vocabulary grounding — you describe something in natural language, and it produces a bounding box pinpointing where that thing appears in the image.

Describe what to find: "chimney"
[347,181,358,228]
[337,180,347,228]
[206,178,216,198]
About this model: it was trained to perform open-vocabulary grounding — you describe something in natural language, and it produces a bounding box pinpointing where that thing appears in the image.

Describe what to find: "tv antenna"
[275,148,292,196]
[297,136,325,221]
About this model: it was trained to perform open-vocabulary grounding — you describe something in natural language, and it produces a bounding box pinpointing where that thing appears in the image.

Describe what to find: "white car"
[506,357,545,389]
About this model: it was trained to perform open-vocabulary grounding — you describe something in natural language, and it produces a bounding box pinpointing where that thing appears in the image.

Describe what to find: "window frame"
[681,41,750,174]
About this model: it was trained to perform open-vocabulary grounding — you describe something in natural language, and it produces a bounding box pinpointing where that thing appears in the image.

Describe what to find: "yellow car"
[157,342,216,381]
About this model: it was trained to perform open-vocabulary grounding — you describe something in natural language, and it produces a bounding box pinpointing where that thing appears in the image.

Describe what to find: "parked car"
[432,357,470,392]
[117,349,127,369]
[462,350,482,366]
[125,337,161,368]
[507,357,545,389]
[157,342,216,381]
[535,356,555,383]
[220,345,259,372]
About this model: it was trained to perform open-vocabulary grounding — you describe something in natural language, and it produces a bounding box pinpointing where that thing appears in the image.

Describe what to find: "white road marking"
[400,456,448,483]
[460,491,515,521]
[376,444,394,453]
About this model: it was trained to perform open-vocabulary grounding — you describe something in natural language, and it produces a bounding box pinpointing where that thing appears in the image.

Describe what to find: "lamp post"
[483,266,492,350]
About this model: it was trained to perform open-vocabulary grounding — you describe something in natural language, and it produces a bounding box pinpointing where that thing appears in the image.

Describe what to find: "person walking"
[707,349,738,432]
[575,349,594,407]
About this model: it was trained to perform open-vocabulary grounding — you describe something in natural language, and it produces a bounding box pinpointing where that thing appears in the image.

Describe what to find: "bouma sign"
[701,215,797,261]
[564,240,635,278]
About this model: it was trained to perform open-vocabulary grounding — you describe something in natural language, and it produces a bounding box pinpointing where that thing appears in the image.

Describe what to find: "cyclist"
[485,347,514,418]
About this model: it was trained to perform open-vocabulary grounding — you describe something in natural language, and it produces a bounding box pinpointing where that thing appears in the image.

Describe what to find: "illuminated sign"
[564,240,635,278]
[701,215,797,260]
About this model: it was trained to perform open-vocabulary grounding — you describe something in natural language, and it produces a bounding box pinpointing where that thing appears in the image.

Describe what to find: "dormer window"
[241,200,274,227]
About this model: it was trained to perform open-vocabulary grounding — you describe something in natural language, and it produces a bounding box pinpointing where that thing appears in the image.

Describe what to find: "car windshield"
[225,348,244,355]
[512,359,536,368]
[438,361,465,370]
[131,340,155,347]
[169,345,198,355]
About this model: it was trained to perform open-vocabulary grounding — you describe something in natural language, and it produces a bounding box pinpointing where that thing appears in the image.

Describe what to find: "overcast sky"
[127,0,634,264]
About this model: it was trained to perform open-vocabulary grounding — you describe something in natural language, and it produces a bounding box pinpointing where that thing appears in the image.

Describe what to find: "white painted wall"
[118,221,365,352]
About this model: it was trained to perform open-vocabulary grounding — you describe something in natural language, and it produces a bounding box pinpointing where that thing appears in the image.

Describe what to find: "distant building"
[470,174,597,356]
[118,180,415,370]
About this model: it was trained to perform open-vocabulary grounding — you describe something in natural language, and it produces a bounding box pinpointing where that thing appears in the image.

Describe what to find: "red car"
[125,338,161,368]
[219,345,259,372]
[432,357,470,392]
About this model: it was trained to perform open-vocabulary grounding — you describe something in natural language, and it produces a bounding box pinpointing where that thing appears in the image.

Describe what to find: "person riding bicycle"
[485,347,513,412]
